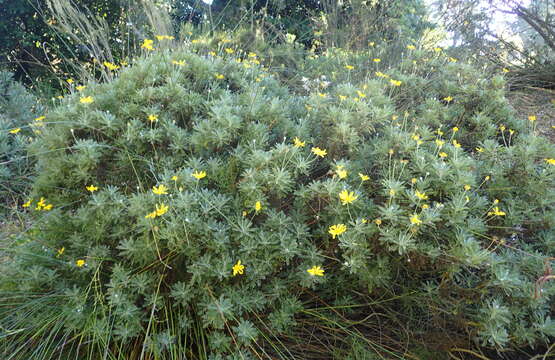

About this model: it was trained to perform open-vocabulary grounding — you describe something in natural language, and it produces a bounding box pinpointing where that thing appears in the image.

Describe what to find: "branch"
[513,5,555,51]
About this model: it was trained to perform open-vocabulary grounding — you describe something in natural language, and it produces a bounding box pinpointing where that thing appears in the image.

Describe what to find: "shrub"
[1,38,554,359]
[0,71,45,216]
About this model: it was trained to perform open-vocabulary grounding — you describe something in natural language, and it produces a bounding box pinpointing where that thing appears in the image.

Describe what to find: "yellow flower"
[407,44,416,50]
[171,175,179,181]
[208,51,217,57]
[56,247,65,257]
[422,204,429,209]
[152,184,168,195]
[293,137,305,148]
[464,184,471,191]
[389,79,402,86]
[155,203,169,216]
[389,189,396,196]
[374,218,382,225]
[76,259,86,267]
[232,260,245,276]
[476,147,484,153]
[443,96,453,102]
[22,199,32,208]
[307,265,324,276]
[86,185,98,193]
[359,173,369,181]
[255,201,262,212]
[415,190,428,200]
[311,147,327,158]
[336,168,348,179]
[148,114,158,123]
[9,128,21,134]
[448,57,458,62]
[356,90,366,98]
[192,170,207,180]
[435,139,444,148]
[528,115,536,122]
[345,65,354,70]
[317,92,327,98]
[434,47,442,52]
[80,96,94,104]
[412,134,420,141]
[410,214,422,225]
[67,78,74,84]
[76,85,86,91]
[35,116,46,122]
[452,127,459,133]
[453,140,461,148]
[215,73,225,80]
[368,41,375,47]
[499,124,506,132]
[328,224,347,239]
[339,189,358,205]
[145,211,157,219]
[388,149,394,155]
[373,58,381,63]
[502,68,509,73]
[545,158,555,165]
[375,71,389,78]
[436,129,444,136]
[485,176,490,181]
[43,204,53,211]
[155,35,174,40]
[411,178,417,184]
[35,197,46,210]
[439,152,448,158]
[487,207,506,216]
[225,48,234,54]
[141,38,154,51]
[103,61,119,70]
[172,60,186,66]
[248,52,257,58]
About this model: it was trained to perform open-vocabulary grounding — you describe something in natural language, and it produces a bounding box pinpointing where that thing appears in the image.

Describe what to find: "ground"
[507,87,555,142]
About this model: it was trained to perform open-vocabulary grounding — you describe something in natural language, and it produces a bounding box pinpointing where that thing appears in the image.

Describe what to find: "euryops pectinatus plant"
[1,36,554,359]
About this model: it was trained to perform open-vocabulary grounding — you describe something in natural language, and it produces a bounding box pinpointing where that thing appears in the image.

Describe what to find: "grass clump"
[1,35,554,359]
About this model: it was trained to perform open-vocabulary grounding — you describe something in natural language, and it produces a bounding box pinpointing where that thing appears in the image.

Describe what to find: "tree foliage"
[0,0,131,86]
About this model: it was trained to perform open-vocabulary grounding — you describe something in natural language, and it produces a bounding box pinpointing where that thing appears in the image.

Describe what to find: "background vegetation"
[1,1,554,359]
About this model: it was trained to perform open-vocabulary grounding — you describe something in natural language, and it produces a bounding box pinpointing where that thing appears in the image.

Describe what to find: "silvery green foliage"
[1,40,554,359]
[0,71,44,214]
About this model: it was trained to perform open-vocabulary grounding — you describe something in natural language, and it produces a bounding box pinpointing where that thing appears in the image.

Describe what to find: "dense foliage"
[0,0,134,87]
[0,71,44,216]
[1,35,554,359]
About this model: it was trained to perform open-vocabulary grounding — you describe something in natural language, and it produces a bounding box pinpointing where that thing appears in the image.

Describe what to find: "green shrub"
[0,71,45,216]
[1,39,554,359]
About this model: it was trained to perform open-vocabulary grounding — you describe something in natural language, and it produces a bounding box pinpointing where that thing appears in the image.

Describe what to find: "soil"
[506,87,555,143]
